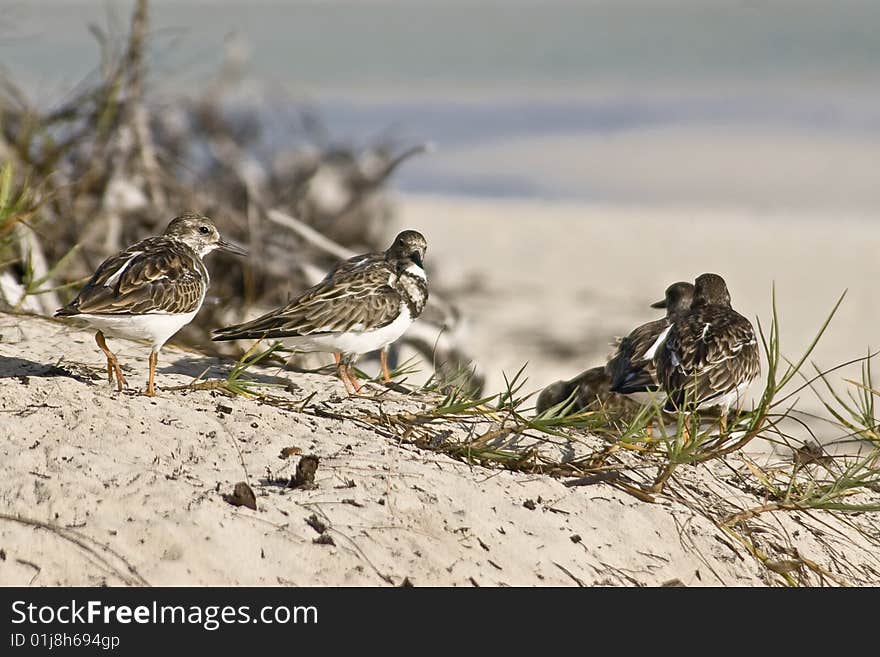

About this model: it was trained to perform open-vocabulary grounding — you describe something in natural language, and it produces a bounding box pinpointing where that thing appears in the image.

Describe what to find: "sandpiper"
[212,230,429,393]
[55,212,246,396]
[607,281,694,400]
[535,366,612,416]
[535,283,693,418]
[655,273,760,428]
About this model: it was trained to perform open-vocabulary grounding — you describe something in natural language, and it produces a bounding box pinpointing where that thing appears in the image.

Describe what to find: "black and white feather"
[606,281,694,397]
[56,212,245,351]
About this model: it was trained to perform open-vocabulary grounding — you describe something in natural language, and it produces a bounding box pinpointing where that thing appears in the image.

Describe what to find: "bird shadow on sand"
[498,431,578,464]
[159,354,299,388]
[161,353,410,396]
[0,355,106,384]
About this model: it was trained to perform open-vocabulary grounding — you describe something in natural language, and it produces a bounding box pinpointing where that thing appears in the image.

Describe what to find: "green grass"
[165,341,286,397]
[807,350,880,448]
[356,284,880,516]
[727,449,880,520]
[0,162,36,250]
[0,160,84,309]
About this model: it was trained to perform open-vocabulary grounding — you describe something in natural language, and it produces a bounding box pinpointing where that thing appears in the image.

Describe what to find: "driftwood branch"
[127,0,165,211]
[266,208,355,260]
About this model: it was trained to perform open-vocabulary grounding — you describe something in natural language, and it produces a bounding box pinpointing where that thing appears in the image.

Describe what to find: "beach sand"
[1,313,878,587]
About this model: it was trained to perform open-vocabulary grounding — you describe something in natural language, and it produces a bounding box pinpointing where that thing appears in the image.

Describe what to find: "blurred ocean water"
[4,0,880,205]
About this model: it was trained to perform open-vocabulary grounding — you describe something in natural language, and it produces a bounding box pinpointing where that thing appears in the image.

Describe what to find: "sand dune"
[1,312,878,586]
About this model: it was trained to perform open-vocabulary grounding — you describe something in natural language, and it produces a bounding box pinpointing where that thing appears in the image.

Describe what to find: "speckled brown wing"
[606,317,668,394]
[324,251,383,278]
[657,305,760,411]
[56,237,207,316]
[214,262,402,340]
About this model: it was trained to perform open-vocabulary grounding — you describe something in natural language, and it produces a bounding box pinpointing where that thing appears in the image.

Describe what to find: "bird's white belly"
[697,380,754,412]
[75,311,198,351]
[282,306,412,357]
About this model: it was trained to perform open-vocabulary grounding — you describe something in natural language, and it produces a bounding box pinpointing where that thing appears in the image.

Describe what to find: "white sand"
[1,313,878,586]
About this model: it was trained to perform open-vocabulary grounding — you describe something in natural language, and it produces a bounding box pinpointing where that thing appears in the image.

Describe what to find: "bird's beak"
[650,299,667,309]
[411,251,424,268]
[217,238,248,257]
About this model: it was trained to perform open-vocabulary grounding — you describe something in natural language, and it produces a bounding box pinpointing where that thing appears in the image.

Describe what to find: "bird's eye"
[198,226,210,235]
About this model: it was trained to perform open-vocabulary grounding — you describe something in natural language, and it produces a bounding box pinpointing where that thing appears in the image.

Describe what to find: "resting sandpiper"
[607,281,694,401]
[655,273,760,425]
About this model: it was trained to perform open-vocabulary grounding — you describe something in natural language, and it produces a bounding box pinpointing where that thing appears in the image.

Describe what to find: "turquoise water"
[4,1,880,200]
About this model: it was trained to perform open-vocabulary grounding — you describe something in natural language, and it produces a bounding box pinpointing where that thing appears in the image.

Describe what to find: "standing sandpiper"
[212,230,428,393]
[55,212,246,396]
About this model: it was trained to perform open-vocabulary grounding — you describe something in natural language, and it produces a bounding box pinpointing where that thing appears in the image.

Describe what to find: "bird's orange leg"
[347,365,363,393]
[94,330,125,392]
[380,348,392,383]
[334,352,355,395]
[146,350,158,397]
[95,331,113,383]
